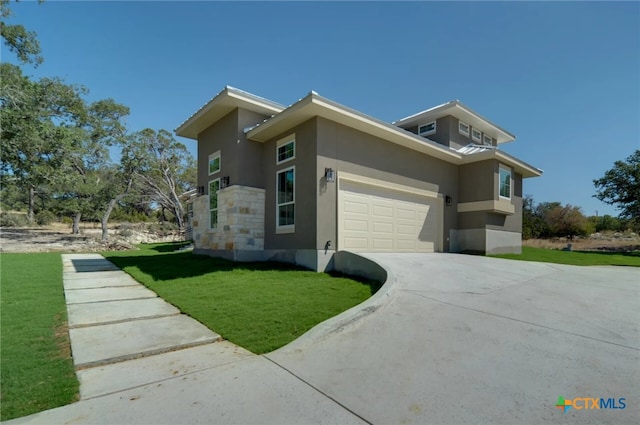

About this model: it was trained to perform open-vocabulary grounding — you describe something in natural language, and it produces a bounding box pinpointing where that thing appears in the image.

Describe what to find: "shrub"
[35,210,56,226]
[0,213,30,227]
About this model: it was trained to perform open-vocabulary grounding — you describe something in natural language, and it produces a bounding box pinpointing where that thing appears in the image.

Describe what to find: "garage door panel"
[372,221,393,234]
[340,181,440,253]
[372,205,393,218]
[372,238,393,250]
[397,224,415,235]
[344,200,368,214]
[344,237,368,249]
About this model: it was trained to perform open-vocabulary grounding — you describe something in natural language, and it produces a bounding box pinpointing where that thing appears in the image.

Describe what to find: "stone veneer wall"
[191,185,265,252]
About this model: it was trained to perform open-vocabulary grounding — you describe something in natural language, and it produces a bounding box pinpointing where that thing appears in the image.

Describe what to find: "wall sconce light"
[221,176,230,189]
[197,186,205,196]
[445,195,452,206]
[324,168,336,183]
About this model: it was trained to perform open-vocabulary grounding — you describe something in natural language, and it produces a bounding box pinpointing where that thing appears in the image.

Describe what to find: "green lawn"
[492,246,640,267]
[0,253,79,421]
[104,243,380,354]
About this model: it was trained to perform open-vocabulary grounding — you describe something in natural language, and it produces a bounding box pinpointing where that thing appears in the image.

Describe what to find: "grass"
[492,246,640,267]
[0,253,79,421]
[104,243,380,354]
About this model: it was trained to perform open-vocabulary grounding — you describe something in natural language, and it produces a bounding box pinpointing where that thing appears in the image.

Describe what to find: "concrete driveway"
[6,254,639,425]
[268,253,640,424]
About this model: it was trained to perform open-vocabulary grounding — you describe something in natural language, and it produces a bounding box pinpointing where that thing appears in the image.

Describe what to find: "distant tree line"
[0,1,195,240]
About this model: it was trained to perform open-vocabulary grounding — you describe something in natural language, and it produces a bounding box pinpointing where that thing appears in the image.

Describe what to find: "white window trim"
[498,165,512,200]
[458,120,470,137]
[209,178,220,229]
[276,165,295,234]
[471,128,482,143]
[276,135,296,165]
[208,151,221,176]
[418,121,436,136]
[483,134,494,146]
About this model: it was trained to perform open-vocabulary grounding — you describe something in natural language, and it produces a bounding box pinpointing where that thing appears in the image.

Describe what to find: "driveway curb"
[270,251,398,352]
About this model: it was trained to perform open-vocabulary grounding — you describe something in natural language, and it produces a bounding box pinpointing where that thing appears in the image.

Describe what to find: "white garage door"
[339,180,441,252]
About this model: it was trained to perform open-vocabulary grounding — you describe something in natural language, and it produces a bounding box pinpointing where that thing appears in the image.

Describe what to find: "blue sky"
[3,1,639,217]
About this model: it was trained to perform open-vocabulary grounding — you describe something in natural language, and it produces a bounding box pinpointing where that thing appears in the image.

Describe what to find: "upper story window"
[418,121,436,136]
[499,165,511,199]
[471,128,482,143]
[276,166,295,233]
[483,134,494,146]
[208,151,221,175]
[277,136,295,164]
[458,121,470,137]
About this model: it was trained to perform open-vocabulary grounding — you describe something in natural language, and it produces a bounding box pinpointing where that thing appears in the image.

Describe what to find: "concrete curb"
[268,251,398,353]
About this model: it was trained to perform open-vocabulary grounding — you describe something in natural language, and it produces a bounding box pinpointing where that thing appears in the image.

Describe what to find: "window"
[276,167,295,231]
[499,166,511,199]
[277,137,295,164]
[209,179,220,228]
[208,151,221,175]
[471,128,482,143]
[483,134,493,146]
[458,121,470,137]
[418,121,436,136]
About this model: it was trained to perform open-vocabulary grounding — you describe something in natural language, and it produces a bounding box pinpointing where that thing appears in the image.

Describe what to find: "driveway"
[268,253,640,424]
[6,254,639,425]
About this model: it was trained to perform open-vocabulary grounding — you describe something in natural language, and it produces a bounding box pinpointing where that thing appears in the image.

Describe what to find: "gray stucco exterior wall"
[197,108,271,192]
[263,118,318,251]
[315,117,459,253]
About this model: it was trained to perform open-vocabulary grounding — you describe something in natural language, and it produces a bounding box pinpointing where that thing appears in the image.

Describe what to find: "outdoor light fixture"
[324,168,336,183]
[445,195,452,206]
[221,176,230,189]
[197,186,205,196]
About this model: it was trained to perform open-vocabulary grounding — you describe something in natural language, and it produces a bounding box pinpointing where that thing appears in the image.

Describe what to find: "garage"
[338,179,442,252]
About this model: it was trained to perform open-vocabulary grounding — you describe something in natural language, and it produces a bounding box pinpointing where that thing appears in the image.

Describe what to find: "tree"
[125,129,196,232]
[57,98,129,234]
[545,204,591,239]
[1,0,44,66]
[0,63,86,223]
[593,150,640,229]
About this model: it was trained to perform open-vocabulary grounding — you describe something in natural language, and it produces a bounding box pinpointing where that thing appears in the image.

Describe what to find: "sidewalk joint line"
[264,356,374,425]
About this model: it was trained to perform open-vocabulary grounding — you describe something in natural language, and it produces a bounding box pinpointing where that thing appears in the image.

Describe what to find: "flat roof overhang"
[247,93,462,163]
[394,101,517,145]
[175,86,284,140]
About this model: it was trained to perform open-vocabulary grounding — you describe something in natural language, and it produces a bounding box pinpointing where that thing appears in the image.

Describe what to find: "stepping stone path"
[62,254,237,399]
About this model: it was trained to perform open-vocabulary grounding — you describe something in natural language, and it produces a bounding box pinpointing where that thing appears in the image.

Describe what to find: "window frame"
[483,134,494,146]
[458,120,470,137]
[471,128,482,143]
[209,178,220,229]
[498,165,512,199]
[276,166,295,234]
[276,136,295,165]
[418,121,436,137]
[208,151,221,176]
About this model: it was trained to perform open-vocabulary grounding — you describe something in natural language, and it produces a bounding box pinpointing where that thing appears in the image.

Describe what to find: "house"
[175,86,542,271]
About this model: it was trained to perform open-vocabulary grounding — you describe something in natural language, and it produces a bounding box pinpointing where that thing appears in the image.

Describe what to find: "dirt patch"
[0,225,184,253]
[524,232,640,252]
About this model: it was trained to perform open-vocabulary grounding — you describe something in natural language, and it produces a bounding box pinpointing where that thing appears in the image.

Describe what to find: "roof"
[175,86,285,139]
[176,87,542,178]
[393,100,516,144]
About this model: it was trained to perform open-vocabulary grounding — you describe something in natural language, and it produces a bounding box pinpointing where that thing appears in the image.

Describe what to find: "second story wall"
[197,108,270,193]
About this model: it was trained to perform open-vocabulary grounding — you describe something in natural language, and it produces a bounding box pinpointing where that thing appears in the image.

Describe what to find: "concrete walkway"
[61,254,234,398]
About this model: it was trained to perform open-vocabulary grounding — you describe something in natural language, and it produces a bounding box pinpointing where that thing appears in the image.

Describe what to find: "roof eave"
[394,101,517,144]
[175,87,284,140]
[247,93,462,163]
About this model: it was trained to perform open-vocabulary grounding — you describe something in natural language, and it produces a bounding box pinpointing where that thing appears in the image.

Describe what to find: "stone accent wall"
[191,185,265,252]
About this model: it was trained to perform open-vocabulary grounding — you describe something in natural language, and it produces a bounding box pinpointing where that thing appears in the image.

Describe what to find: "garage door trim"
[338,172,443,252]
